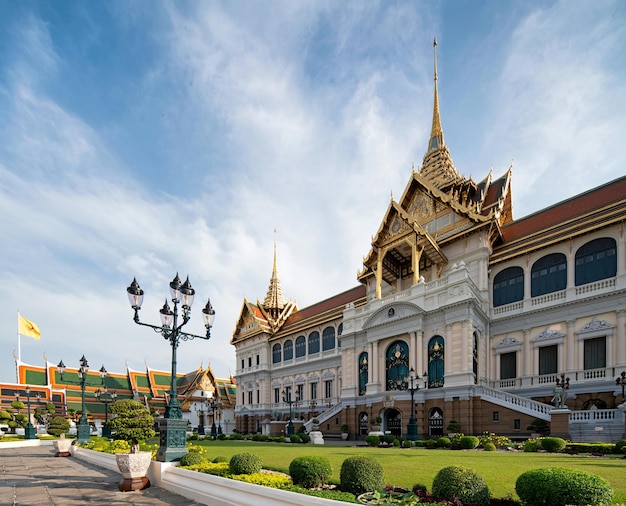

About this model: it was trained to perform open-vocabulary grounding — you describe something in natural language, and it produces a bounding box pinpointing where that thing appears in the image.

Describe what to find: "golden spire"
[428,37,444,152]
[263,229,287,316]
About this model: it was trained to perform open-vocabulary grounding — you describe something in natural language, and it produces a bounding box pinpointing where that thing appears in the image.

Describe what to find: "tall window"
[283,340,293,361]
[473,333,479,384]
[296,384,304,402]
[493,267,524,307]
[310,382,317,400]
[272,343,281,364]
[386,341,409,391]
[308,331,320,354]
[324,380,333,399]
[500,352,517,379]
[531,253,567,297]
[584,337,606,370]
[295,336,306,358]
[358,352,368,396]
[248,391,252,404]
[274,388,280,403]
[428,336,445,388]
[539,345,558,375]
[575,238,617,286]
[322,327,336,351]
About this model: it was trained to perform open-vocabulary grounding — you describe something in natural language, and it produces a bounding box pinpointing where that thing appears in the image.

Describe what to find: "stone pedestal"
[309,430,324,445]
[550,409,571,440]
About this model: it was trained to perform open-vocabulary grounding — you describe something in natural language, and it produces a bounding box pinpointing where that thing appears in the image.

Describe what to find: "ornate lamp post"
[282,389,300,436]
[616,372,626,401]
[57,355,106,444]
[405,368,427,441]
[216,397,223,435]
[94,385,117,437]
[126,274,215,462]
[15,386,38,439]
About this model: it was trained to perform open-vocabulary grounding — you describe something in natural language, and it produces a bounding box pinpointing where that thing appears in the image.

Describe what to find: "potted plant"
[340,424,349,440]
[370,416,382,432]
[48,416,71,456]
[446,420,461,435]
[108,399,155,491]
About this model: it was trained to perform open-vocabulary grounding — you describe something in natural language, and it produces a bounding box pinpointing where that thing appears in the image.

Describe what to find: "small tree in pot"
[48,416,72,456]
[108,399,155,492]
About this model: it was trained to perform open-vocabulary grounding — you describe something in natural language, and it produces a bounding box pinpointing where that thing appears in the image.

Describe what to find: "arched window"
[493,267,524,307]
[575,238,617,286]
[531,253,567,297]
[385,341,409,391]
[428,336,444,388]
[308,331,320,354]
[272,343,281,364]
[322,326,336,351]
[358,352,368,396]
[295,336,306,358]
[283,339,293,361]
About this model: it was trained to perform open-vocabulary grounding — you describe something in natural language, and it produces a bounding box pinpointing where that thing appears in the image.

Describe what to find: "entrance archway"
[359,412,369,436]
[385,408,402,437]
[428,407,443,437]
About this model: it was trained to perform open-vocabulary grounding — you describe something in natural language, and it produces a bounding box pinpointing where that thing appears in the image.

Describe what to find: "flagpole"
[17,311,21,362]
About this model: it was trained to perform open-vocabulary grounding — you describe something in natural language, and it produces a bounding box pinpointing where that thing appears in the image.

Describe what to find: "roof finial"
[263,229,287,315]
[428,37,444,152]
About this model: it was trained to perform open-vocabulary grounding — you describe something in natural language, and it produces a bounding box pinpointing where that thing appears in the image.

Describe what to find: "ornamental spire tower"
[419,38,462,189]
[263,230,287,321]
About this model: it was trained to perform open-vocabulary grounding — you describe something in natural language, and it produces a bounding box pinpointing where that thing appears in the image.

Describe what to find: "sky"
[1,0,625,385]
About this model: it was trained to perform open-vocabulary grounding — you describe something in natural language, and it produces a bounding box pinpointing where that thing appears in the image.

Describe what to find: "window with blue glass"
[283,339,293,360]
[295,336,306,358]
[358,352,368,396]
[427,336,444,388]
[272,343,281,364]
[322,326,336,351]
[308,331,320,354]
[386,341,409,391]
[531,253,567,297]
[493,267,524,307]
[575,238,617,286]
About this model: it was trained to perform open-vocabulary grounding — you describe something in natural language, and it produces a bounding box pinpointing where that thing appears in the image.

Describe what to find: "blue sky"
[1,1,625,383]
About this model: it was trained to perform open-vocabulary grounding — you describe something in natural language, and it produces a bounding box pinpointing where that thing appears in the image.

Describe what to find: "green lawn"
[190,441,626,502]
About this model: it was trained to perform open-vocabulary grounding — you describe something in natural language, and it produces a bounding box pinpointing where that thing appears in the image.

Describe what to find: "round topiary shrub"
[365,435,380,447]
[523,439,540,452]
[47,416,70,436]
[483,442,496,452]
[213,455,227,463]
[437,436,451,448]
[541,437,566,453]
[459,435,479,449]
[289,455,332,488]
[300,434,310,443]
[402,440,412,448]
[290,434,301,443]
[432,465,490,506]
[412,483,428,494]
[229,453,262,475]
[516,467,613,506]
[180,451,205,466]
[614,439,626,455]
[340,456,385,495]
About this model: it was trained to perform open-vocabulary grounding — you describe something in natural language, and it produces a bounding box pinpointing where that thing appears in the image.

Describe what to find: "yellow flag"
[18,314,41,341]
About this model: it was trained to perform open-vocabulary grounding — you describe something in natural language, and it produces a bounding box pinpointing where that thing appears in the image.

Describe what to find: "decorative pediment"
[231,299,269,344]
[533,327,565,347]
[495,336,522,353]
[362,302,423,329]
[577,317,615,339]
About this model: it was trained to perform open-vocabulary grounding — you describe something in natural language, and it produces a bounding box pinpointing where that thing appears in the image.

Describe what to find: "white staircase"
[303,403,343,433]
[479,385,552,420]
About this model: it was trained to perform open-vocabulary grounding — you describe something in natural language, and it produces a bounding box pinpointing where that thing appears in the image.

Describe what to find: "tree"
[34,402,57,426]
[0,400,28,434]
[47,416,70,436]
[109,399,155,452]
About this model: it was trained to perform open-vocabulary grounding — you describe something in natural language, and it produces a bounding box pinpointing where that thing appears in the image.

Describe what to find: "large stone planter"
[53,436,72,457]
[115,451,152,491]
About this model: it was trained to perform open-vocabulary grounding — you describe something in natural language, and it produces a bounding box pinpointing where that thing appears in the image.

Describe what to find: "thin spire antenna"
[429,37,443,148]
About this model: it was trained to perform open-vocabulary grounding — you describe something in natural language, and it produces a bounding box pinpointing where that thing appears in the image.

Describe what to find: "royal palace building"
[231,42,626,442]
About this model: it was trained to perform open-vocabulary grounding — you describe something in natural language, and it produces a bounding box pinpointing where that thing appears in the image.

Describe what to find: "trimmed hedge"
[339,456,385,495]
[229,453,262,475]
[541,437,566,453]
[459,435,480,449]
[516,467,613,506]
[47,416,70,436]
[432,465,490,506]
[365,435,380,447]
[289,456,332,488]
[180,451,205,466]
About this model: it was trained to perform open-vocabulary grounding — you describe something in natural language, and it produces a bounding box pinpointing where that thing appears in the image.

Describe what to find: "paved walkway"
[0,445,203,505]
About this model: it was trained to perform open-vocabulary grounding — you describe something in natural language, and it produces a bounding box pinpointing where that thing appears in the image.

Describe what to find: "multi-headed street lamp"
[282,389,300,436]
[94,386,117,437]
[208,396,222,438]
[57,356,107,444]
[15,385,40,440]
[127,274,215,462]
[194,403,206,436]
[216,397,223,435]
[405,368,427,441]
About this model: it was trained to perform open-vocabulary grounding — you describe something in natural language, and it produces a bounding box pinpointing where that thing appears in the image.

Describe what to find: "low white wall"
[71,447,347,506]
[0,439,53,449]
